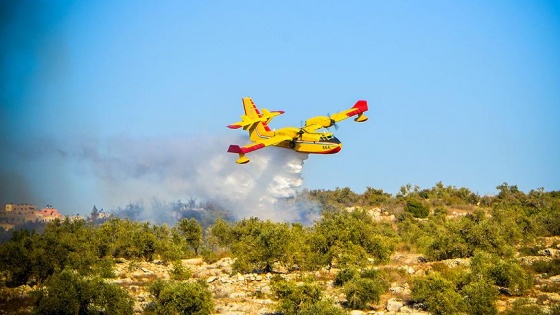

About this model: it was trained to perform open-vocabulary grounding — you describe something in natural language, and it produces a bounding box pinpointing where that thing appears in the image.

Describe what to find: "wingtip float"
[226,97,369,164]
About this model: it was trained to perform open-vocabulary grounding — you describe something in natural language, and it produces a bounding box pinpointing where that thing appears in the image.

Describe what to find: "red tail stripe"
[227,143,265,154]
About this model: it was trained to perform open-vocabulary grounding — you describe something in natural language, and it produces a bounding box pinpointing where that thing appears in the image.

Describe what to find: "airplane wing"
[330,100,368,123]
[303,100,369,133]
[227,134,292,164]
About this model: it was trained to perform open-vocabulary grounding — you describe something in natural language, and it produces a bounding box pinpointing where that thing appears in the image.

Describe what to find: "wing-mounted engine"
[304,116,334,128]
[302,100,369,132]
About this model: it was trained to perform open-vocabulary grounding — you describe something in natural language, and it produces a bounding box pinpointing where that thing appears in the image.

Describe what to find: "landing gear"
[289,140,296,149]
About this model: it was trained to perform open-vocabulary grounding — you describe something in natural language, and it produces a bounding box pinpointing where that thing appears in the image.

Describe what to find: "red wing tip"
[227,145,242,153]
[273,110,285,114]
[227,143,265,154]
[352,100,368,112]
[227,124,242,129]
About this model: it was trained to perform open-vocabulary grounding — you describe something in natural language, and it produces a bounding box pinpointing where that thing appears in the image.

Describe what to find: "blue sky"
[1,1,559,215]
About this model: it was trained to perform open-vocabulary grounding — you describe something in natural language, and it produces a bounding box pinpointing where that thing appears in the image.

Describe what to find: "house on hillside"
[0,204,39,224]
[0,203,63,225]
[37,205,63,222]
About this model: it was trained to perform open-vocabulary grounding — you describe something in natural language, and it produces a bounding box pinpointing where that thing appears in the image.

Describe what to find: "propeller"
[297,120,305,138]
[327,114,339,131]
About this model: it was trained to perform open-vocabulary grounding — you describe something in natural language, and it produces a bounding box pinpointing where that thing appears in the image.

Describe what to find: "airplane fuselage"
[274,127,342,154]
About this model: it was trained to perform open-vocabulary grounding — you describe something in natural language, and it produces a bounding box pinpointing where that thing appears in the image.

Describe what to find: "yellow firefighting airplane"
[227,97,369,164]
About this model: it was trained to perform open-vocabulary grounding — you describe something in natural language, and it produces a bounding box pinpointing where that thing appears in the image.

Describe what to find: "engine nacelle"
[305,116,333,128]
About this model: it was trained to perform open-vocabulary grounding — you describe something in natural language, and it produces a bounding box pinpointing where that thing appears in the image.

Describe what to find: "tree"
[207,217,234,250]
[0,229,36,286]
[89,205,99,222]
[230,218,293,273]
[177,218,203,256]
[309,208,395,268]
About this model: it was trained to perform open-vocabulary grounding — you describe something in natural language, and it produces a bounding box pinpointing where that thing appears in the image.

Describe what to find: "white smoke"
[69,133,313,222]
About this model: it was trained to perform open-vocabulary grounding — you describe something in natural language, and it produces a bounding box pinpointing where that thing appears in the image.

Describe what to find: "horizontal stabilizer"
[227,143,266,154]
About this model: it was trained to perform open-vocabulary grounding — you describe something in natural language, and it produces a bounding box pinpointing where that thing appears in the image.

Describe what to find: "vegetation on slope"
[0,182,559,314]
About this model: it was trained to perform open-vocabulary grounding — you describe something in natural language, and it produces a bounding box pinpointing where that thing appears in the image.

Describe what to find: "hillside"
[1,183,560,314]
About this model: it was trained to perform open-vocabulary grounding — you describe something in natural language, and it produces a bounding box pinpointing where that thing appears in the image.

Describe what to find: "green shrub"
[272,279,343,315]
[170,261,192,281]
[333,268,357,287]
[460,279,498,315]
[470,251,532,296]
[32,270,133,315]
[94,258,116,278]
[359,268,382,280]
[532,258,560,277]
[411,273,465,315]
[426,231,469,261]
[433,207,448,217]
[147,279,213,315]
[405,199,429,218]
[501,298,545,315]
[344,278,384,309]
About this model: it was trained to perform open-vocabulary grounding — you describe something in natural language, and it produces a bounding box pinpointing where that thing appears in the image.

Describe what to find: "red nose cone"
[320,145,342,154]
[330,146,342,154]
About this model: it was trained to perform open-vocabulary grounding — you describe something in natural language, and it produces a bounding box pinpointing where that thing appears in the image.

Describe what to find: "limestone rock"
[387,298,403,312]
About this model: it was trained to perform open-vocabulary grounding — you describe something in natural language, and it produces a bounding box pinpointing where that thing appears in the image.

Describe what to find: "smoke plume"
[55,133,316,223]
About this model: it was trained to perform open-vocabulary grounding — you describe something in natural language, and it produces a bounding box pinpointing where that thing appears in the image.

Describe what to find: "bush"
[405,199,429,218]
[334,268,357,287]
[501,298,546,315]
[532,258,560,277]
[470,251,532,296]
[411,273,465,315]
[272,279,343,315]
[147,279,213,315]
[460,279,498,315]
[32,270,133,315]
[433,207,448,217]
[170,261,191,281]
[344,278,385,309]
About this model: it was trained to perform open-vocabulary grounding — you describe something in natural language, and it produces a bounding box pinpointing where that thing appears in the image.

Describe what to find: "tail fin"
[241,97,275,141]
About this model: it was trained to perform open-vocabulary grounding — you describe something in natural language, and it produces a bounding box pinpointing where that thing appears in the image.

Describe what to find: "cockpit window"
[323,136,340,144]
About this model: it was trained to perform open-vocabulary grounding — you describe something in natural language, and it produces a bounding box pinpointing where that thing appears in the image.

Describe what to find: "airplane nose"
[325,144,342,154]
[332,144,342,153]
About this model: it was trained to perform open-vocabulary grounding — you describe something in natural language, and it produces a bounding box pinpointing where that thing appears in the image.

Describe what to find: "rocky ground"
[109,255,430,315]
[1,209,560,314]
[107,242,559,315]
[2,249,559,314]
